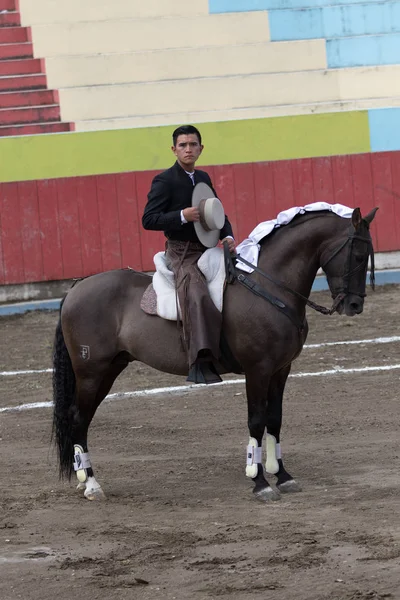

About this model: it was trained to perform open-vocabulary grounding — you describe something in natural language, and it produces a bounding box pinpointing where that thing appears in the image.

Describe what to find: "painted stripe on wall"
[369,108,400,152]
[267,3,400,42]
[327,34,400,68]
[208,0,372,12]
[0,112,370,184]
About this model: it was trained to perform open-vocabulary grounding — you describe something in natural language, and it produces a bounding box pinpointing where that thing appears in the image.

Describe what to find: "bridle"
[321,224,375,299]
[229,216,375,331]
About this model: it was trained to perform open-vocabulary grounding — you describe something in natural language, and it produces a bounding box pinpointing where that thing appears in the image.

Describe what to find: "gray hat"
[192,182,225,248]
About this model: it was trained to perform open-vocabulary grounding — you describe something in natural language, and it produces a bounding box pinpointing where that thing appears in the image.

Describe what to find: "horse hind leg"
[73,357,130,500]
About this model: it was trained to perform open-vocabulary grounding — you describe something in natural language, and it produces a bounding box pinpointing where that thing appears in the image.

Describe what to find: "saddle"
[140,247,226,320]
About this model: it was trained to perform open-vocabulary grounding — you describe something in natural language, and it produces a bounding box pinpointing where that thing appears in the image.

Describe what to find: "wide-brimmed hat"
[192,182,225,248]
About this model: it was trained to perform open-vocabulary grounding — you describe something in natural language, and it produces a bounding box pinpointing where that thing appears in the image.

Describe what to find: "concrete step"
[45,40,326,88]
[0,103,61,124]
[0,89,58,108]
[19,0,209,25]
[57,65,400,122]
[0,41,33,59]
[29,12,270,57]
[0,73,46,91]
[0,58,42,76]
[0,121,73,136]
[0,26,29,43]
[0,10,20,26]
[72,96,400,132]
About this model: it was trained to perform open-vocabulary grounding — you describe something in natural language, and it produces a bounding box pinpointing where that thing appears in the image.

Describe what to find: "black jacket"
[142,161,234,243]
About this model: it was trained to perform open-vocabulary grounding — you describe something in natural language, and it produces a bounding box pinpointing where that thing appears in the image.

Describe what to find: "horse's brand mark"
[80,345,90,360]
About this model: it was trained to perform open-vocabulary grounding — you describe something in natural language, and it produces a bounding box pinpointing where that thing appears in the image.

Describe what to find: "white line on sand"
[1,362,399,414]
[1,335,399,378]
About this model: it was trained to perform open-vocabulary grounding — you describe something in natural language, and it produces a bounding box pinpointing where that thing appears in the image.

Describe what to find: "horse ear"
[352,207,362,229]
[363,207,379,225]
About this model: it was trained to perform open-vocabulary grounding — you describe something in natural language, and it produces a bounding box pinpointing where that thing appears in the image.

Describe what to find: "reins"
[226,215,375,331]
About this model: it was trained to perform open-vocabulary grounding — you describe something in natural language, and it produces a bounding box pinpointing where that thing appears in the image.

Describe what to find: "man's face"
[172,134,203,168]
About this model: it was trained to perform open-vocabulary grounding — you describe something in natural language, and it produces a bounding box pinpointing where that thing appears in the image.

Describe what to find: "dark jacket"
[142,161,234,243]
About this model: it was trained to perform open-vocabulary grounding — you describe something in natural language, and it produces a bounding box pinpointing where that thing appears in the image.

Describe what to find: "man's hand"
[182,207,200,222]
[221,237,236,254]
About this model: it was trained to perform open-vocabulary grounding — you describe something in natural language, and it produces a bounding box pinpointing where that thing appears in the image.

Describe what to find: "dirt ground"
[0,285,399,600]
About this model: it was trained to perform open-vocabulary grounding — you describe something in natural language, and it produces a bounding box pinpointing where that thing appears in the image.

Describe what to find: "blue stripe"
[268,3,400,42]
[209,0,380,12]
[369,109,400,152]
[327,34,400,67]
[0,299,61,316]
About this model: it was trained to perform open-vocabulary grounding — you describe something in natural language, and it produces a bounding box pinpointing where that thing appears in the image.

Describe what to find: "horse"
[52,206,377,502]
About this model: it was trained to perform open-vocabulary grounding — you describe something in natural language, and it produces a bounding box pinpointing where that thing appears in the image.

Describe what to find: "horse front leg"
[266,364,302,494]
[245,365,280,502]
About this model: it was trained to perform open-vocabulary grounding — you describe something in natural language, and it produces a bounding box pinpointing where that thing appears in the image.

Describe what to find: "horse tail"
[52,298,76,480]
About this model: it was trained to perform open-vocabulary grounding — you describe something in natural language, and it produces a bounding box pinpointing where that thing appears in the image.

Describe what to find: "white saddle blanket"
[236,202,353,273]
[153,247,226,321]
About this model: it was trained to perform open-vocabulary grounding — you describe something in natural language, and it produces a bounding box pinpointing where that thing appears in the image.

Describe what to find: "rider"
[142,125,236,384]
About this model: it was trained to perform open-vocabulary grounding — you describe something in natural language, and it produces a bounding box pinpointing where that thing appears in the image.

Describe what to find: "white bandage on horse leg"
[73,444,91,483]
[245,437,262,478]
[265,433,280,474]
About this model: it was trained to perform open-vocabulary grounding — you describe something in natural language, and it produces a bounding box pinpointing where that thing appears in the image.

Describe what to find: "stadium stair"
[0,0,74,136]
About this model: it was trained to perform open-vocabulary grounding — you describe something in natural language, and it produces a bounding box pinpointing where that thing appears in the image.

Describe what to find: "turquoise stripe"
[209,0,377,12]
[327,34,400,68]
[369,108,400,152]
[268,3,400,42]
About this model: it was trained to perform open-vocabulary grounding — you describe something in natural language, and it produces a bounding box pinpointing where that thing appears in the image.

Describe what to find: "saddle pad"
[140,247,226,320]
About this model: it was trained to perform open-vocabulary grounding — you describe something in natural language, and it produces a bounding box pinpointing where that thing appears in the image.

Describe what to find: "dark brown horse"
[53,207,377,501]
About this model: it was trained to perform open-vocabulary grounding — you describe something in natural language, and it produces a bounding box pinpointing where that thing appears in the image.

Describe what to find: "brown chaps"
[165,240,222,369]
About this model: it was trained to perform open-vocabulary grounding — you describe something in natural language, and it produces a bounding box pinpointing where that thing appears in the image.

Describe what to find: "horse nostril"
[350,301,362,312]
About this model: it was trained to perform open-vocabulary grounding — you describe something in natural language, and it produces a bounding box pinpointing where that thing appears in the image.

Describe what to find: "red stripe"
[0,182,24,284]
[76,175,102,277]
[96,174,122,271]
[57,178,83,279]
[18,180,43,282]
[36,179,63,281]
[116,172,143,271]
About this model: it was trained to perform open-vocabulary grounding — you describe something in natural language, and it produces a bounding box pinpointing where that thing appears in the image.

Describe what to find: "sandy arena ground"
[0,285,399,600]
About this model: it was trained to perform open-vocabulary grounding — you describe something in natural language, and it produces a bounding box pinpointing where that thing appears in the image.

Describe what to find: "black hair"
[172,125,202,146]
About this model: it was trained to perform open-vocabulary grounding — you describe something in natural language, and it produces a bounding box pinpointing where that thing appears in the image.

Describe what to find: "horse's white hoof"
[76,482,86,491]
[254,486,281,502]
[277,479,302,494]
[84,487,106,501]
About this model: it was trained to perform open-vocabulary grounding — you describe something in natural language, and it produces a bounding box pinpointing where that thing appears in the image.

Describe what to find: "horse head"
[321,207,378,316]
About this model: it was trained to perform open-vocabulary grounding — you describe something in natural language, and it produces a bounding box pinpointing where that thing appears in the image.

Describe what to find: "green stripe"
[0,112,370,183]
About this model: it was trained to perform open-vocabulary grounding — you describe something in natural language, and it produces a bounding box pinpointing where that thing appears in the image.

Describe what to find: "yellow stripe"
[0,112,370,183]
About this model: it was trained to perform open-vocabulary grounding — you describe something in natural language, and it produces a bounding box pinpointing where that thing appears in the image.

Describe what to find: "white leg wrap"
[73,445,91,483]
[265,433,280,475]
[245,437,262,478]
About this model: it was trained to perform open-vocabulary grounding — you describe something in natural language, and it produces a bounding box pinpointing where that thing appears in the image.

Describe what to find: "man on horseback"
[142,125,235,384]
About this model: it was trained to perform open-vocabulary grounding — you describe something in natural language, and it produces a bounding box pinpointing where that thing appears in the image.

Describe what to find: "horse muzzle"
[342,294,364,316]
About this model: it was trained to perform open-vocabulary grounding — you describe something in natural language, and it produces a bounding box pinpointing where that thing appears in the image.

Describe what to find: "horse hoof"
[84,487,106,501]
[254,486,281,502]
[277,479,302,494]
[76,482,86,491]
